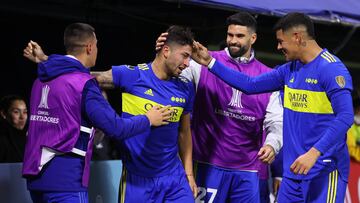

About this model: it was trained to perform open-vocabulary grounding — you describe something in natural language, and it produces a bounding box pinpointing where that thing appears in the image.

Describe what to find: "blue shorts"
[118,165,194,203]
[259,179,270,203]
[194,162,260,203]
[30,191,88,203]
[278,170,346,203]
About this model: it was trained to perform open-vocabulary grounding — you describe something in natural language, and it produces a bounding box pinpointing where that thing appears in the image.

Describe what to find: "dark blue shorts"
[194,162,260,203]
[278,170,346,203]
[118,165,194,203]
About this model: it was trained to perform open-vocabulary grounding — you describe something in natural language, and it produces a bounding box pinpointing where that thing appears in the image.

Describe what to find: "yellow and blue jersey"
[280,50,353,180]
[209,49,353,181]
[112,63,194,177]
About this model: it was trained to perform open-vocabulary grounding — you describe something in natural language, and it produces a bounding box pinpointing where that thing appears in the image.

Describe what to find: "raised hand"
[145,105,173,126]
[23,40,48,63]
[155,32,168,51]
[191,41,212,66]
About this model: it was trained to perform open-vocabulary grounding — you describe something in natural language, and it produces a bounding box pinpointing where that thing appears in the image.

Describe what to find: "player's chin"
[172,72,181,77]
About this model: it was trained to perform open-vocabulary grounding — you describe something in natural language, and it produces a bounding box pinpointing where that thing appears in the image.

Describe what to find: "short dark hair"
[0,95,25,113]
[164,25,194,47]
[64,23,95,55]
[273,12,316,39]
[226,12,257,33]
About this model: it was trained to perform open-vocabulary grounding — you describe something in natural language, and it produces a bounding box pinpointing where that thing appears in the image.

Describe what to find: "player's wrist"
[309,147,321,157]
[207,57,216,69]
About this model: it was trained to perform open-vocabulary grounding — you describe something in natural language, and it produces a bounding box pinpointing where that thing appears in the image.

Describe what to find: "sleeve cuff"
[207,58,216,69]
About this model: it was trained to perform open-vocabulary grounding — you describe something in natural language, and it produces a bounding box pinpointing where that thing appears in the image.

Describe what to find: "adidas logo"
[289,77,294,83]
[144,89,154,96]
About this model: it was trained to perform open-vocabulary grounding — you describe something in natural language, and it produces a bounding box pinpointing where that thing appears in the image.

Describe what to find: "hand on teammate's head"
[155,32,168,52]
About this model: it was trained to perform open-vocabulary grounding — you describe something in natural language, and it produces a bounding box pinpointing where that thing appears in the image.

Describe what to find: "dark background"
[1,0,359,110]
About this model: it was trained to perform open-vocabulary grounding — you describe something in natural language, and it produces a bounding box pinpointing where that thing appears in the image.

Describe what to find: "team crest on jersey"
[38,85,50,109]
[335,75,345,88]
[228,88,243,108]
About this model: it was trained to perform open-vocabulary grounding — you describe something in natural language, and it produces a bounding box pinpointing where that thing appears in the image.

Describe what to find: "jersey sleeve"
[320,62,353,94]
[83,79,150,141]
[263,91,284,154]
[314,62,354,154]
[112,65,140,90]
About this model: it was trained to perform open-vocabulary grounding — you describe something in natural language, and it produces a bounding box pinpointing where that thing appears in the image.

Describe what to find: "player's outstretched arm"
[85,81,173,140]
[91,70,115,89]
[145,105,173,127]
[23,40,48,63]
[178,113,198,198]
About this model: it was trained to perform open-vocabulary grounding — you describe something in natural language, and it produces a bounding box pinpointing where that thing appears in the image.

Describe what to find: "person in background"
[347,89,360,162]
[0,95,28,163]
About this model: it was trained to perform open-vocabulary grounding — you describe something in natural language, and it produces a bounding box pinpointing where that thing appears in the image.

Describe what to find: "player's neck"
[67,53,91,68]
[152,58,170,80]
[299,41,323,64]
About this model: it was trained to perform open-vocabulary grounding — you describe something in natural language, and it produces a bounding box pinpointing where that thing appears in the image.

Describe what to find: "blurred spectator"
[347,89,360,161]
[91,129,121,160]
[0,95,28,163]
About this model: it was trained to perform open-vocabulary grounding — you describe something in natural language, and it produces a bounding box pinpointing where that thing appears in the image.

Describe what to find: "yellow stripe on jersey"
[284,86,333,114]
[326,170,338,203]
[122,93,184,122]
[326,171,331,203]
[119,166,127,203]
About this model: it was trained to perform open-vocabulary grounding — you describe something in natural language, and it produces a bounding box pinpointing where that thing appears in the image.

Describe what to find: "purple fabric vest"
[192,50,272,178]
[22,72,94,187]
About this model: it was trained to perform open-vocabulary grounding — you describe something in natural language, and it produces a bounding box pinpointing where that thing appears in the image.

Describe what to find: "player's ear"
[250,32,257,45]
[162,45,171,59]
[86,43,92,55]
[0,110,6,119]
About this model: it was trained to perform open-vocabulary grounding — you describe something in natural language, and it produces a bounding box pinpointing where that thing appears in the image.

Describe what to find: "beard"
[228,45,249,58]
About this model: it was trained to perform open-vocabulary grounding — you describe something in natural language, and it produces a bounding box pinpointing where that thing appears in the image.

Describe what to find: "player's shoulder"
[172,75,193,93]
[177,75,191,84]
[136,63,150,71]
[319,50,341,64]
[318,50,346,70]
[253,58,273,72]
[115,63,150,72]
